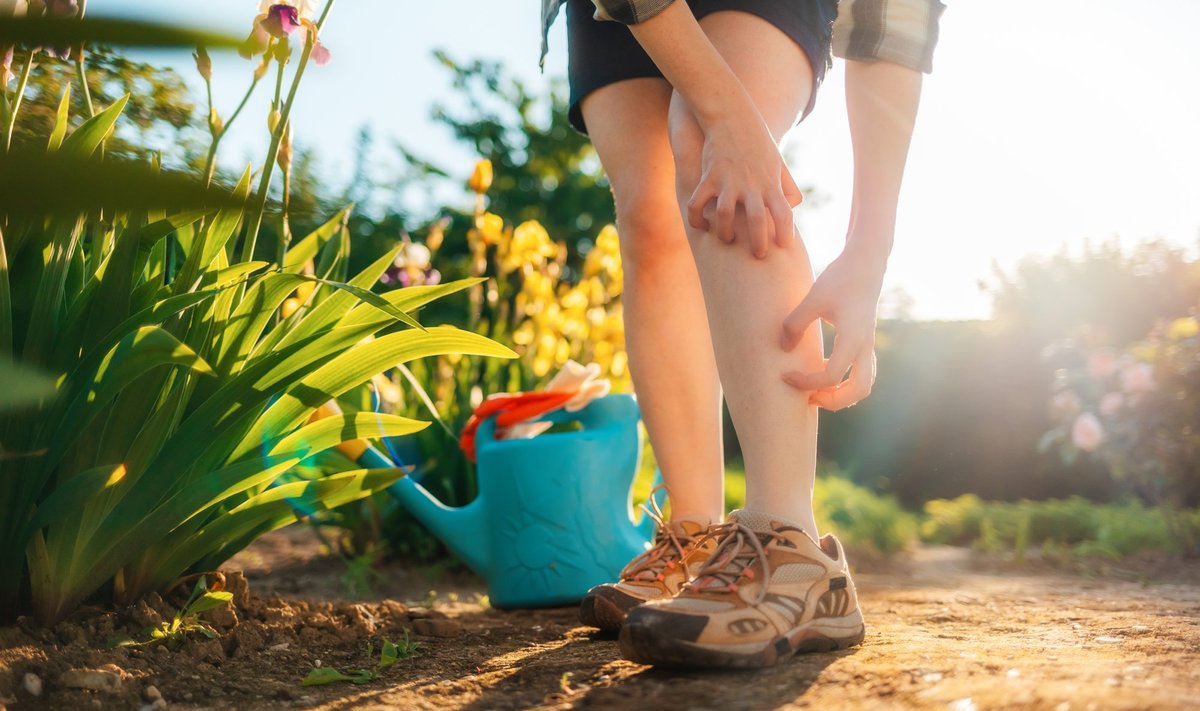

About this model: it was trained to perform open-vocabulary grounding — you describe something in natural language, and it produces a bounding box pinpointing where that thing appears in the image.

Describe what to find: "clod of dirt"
[201,601,239,631]
[129,599,164,630]
[412,618,462,638]
[22,672,43,697]
[223,571,252,609]
[408,606,447,619]
[186,637,226,665]
[347,604,378,636]
[226,622,266,658]
[60,667,122,692]
[55,621,88,647]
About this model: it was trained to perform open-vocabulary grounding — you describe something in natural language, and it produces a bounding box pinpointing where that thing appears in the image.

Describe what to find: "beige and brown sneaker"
[579,516,716,634]
[618,509,865,668]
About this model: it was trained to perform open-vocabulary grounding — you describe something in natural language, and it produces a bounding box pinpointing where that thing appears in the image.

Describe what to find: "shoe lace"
[682,521,787,605]
[619,485,698,584]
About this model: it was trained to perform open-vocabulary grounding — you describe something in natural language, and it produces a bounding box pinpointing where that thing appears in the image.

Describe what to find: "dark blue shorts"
[566,0,838,134]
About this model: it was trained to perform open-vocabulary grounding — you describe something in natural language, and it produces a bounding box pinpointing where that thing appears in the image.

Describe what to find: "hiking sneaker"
[579,517,716,634]
[619,509,866,668]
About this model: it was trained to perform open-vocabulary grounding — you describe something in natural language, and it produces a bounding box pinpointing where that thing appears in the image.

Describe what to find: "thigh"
[580,78,676,215]
[686,10,816,142]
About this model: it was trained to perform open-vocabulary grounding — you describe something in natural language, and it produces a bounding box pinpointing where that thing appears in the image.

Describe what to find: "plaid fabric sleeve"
[589,0,678,25]
[832,0,946,74]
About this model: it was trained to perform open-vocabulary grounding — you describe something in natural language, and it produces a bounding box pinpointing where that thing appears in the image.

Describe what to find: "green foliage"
[109,577,233,649]
[301,634,419,686]
[814,476,919,556]
[383,51,614,275]
[0,13,515,625]
[709,458,917,556]
[920,495,1198,558]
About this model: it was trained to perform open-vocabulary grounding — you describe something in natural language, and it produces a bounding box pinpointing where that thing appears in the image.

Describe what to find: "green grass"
[921,495,1199,559]
[634,444,917,555]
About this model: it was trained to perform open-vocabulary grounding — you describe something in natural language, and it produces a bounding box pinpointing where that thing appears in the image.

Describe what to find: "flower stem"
[240,0,337,263]
[4,52,33,152]
[204,74,262,186]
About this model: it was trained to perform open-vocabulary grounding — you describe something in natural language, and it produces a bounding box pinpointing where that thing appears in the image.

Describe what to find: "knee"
[612,189,691,278]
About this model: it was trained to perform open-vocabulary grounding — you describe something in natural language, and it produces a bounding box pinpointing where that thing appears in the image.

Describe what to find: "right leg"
[581,79,725,523]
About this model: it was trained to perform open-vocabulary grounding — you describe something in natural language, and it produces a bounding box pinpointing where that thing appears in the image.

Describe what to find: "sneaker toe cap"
[624,605,709,643]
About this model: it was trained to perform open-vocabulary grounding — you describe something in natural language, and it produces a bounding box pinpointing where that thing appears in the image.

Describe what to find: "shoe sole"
[578,592,632,633]
[619,609,866,669]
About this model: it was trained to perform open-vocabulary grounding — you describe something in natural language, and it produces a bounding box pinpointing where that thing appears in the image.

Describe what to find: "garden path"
[3,529,1197,710]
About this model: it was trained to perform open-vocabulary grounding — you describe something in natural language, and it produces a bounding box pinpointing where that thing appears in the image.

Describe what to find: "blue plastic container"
[384,394,660,608]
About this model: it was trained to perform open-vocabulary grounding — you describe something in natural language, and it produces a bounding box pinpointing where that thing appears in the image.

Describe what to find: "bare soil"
[2,527,1198,710]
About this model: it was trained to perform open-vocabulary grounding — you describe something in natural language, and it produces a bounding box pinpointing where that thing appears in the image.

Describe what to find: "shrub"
[0,10,513,623]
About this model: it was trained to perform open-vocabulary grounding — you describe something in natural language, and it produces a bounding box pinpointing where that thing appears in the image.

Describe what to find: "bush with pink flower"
[1043,315,1200,554]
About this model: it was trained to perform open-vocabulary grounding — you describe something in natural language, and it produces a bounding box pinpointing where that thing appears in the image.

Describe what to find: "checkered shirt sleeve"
[833,0,945,73]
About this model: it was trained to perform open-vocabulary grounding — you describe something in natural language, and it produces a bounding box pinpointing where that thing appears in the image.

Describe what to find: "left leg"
[669,10,824,537]
[619,9,867,668]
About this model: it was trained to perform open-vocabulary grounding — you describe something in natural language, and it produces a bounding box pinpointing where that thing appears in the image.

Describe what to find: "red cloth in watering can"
[458,391,575,462]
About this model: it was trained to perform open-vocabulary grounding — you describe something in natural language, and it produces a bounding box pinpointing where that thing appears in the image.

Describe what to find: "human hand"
[686,113,804,259]
[779,246,888,410]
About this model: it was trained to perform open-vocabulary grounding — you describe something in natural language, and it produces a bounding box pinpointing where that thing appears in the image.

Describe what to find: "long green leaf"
[47,84,71,152]
[176,468,406,578]
[60,94,129,159]
[34,326,214,472]
[0,16,242,49]
[24,463,124,536]
[172,168,251,295]
[0,151,246,216]
[0,359,57,411]
[283,207,349,271]
[235,327,515,460]
[266,412,429,460]
[295,274,425,331]
[0,226,10,357]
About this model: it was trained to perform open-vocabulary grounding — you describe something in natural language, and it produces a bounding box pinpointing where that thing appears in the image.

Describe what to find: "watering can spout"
[352,444,491,576]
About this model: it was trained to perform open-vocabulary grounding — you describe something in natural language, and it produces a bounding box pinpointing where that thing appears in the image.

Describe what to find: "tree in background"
[13,47,199,162]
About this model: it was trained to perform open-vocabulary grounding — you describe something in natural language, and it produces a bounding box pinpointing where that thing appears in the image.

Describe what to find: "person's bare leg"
[668,12,823,537]
[581,78,724,523]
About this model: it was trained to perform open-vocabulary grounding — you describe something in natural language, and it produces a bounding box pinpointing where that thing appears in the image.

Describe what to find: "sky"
[99,0,1200,320]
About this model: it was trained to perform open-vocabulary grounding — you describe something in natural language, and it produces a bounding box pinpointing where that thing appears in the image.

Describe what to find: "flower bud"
[426,218,448,253]
[277,123,293,172]
[254,55,271,80]
[268,109,281,134]
[208,107,223,136]
[193,46,212,82]
[468,159,493,195]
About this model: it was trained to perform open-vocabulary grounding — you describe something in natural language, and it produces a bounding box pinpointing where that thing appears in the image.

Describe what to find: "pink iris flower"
[240,2,332,66]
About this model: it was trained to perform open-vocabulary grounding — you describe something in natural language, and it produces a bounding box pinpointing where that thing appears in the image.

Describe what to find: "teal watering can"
[379,394,661,608]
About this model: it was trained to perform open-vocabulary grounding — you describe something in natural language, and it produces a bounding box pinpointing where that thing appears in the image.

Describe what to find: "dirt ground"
[2,527,1198,711]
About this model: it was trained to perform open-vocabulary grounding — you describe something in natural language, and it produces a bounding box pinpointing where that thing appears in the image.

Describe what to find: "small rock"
[22,672,42,697]
[268,642,290,652]
[60,668,122,693]
[412,618,462,638]
[144,684,162,702]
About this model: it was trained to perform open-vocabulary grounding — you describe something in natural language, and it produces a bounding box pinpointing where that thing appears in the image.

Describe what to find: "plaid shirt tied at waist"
[540,0,945,74]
